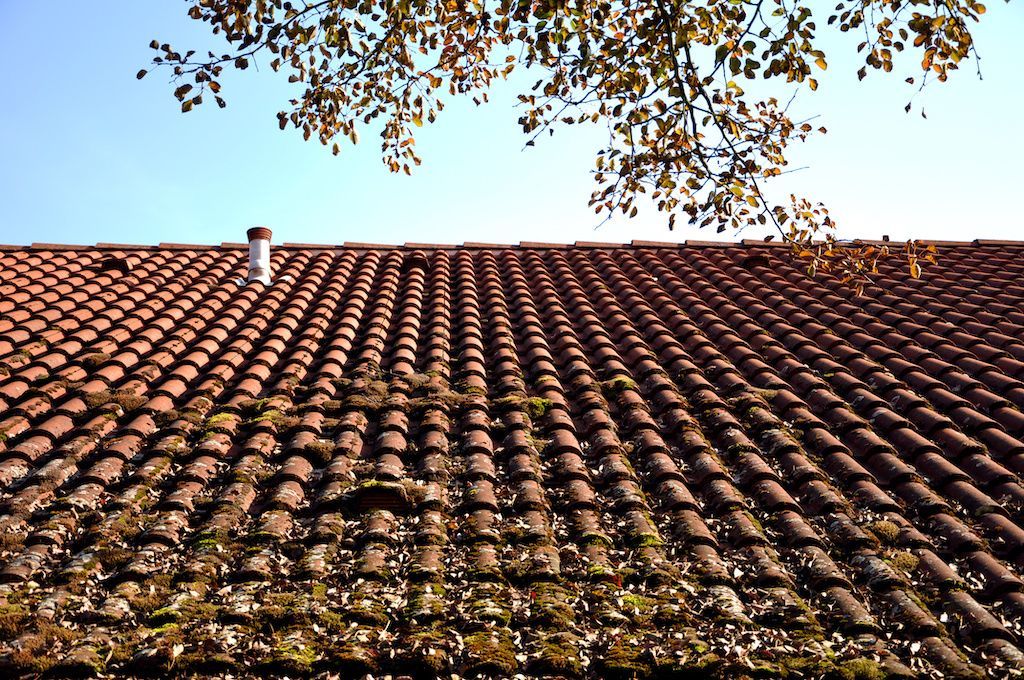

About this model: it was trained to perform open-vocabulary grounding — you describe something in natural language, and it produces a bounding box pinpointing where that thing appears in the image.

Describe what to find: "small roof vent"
[93,256,133,275]
[401,250,430,274]
[247,226,272,284]
[740,253,772,269]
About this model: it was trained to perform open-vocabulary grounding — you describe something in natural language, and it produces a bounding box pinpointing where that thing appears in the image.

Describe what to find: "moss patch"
[0,603,29,639]
[204,412,236,429]
[81,352,110,367]
[84,388,146,412]
[867,520,900,546]
[621,593,654,613]
[2,620,83,674]
[888,550,920,573]
[600,637,651,678]
[342,379,390,411]
[835,658,887,680]
[304,440,335,464]
[626,531,665,549]
[493,395,553,420]
[602,376,638,395]
[396,629,451,674]
[461,631,517,676]
[266,640,317,675]
[527,632,583,676]
[149,600,219,626]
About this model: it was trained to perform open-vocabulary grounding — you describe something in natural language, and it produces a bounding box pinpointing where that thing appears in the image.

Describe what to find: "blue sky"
[0,2,1021,247]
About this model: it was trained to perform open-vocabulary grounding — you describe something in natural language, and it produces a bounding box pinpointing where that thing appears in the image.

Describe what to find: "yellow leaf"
[808,78,818,91]
[815,57,827,70]
[412,116,423,127]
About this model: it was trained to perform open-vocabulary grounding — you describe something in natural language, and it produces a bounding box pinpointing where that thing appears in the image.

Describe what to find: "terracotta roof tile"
[0,239,1022,676]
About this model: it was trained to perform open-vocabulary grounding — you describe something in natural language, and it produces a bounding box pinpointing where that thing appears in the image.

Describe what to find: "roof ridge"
[1,237,1014,251]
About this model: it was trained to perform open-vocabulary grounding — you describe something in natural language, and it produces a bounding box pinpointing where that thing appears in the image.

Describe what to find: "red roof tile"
[0,239,1023,677]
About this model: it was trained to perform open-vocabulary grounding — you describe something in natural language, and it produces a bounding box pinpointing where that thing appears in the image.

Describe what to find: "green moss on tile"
[55,645,107,676]
[468,598,512,626]
[461,631,517,676]
[621,593,654,613]
[524,397,553,420]
[586,563,618,580]
[95,545,135,571]
[408,388,480,413]
[888,550,920,573]
[626,530,665,549]
[128,574,174,614]
[267,640,318,675]
[149,600,219,626]
[580,531,614,549]
[600,637,651,678]
[163,435,189,454]
[238,397,272,415]
[602,376,638,396]
[344,594,390,626]
[177,649,238,674]
[455,381,487,396]
[204,412,235,428]
[492,395,526,412]
[304,440,335,464]
[493,394,553,420]
[867,520,900,546]
[152,409,180,426]
[528,632,582,676]
[530,584,577,628]
[179,409,205,425]
[84,388,147,412]
[742,510,766,534]
[343,379,390,411]
[245,408,290,427]
[396,629,451,674]
[0,603,29,639]
[322,399,344,412]
[332,639,380,675]
[2,620,83,674]
[191,529,232,553]
[835,657,887,680]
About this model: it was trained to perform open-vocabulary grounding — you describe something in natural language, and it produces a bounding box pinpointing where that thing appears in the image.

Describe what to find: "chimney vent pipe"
[247,227,272,284]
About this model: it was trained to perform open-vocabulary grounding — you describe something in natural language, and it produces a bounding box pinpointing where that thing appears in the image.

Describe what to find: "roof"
[0,238,1023,678]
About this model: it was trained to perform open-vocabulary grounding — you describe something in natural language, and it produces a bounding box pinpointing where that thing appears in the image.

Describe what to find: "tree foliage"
[141,0,990,290]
